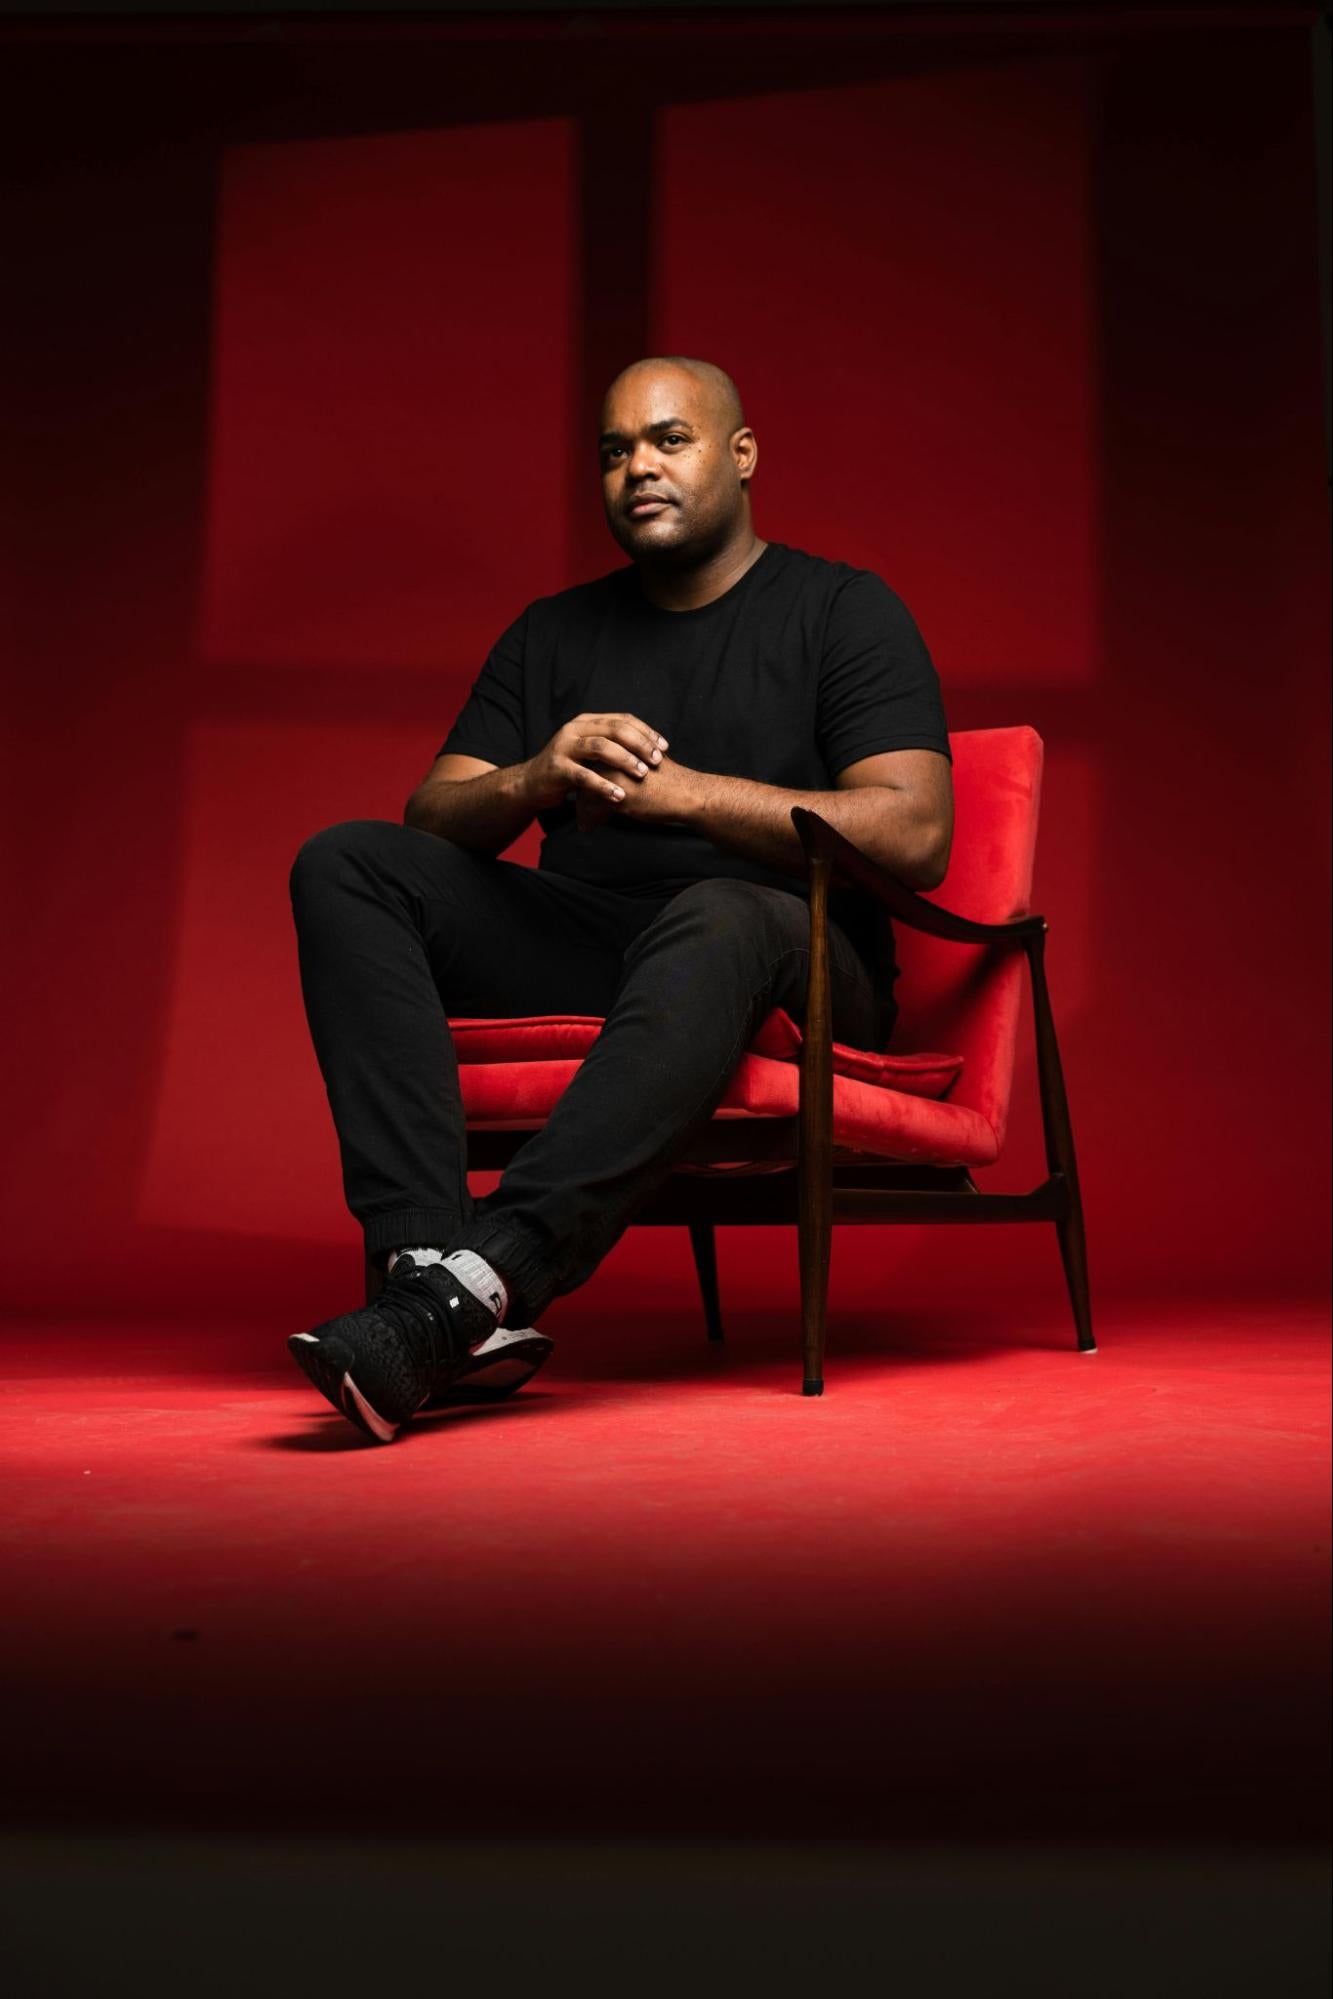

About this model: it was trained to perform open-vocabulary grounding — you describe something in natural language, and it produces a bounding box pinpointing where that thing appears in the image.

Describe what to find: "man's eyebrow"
[598,417,697,445]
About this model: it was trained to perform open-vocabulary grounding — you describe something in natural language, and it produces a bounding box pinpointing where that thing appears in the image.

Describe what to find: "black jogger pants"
[288,820,891,1325]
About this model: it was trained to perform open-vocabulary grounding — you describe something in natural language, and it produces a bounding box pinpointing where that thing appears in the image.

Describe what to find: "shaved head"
[603,356,745,441]
[598,354,760,586]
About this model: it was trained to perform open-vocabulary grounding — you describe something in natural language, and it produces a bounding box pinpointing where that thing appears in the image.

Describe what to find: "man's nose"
[626,445,662,481]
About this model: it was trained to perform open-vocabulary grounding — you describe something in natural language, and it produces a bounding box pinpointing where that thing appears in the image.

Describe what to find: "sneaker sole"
[423,1327,554,1409]
[288,1332,408,1445]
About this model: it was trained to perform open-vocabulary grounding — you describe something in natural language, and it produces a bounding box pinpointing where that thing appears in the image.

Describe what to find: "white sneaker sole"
[425,1325,554,1407]
[340,1370,401,1443]
[289,1331,406,1445]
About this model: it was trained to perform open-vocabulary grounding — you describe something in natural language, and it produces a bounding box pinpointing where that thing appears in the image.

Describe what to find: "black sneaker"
[287,1251,498,1443]
[422,1323,554,1409]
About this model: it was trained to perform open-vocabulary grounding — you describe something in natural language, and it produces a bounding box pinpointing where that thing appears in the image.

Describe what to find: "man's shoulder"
[763,542,913,616]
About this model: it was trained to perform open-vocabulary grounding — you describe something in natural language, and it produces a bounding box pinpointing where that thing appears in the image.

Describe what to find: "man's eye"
[604,436,685,459]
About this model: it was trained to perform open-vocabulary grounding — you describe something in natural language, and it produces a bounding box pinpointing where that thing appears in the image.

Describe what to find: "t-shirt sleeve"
[435,607,529,766]
[816,572,951,776]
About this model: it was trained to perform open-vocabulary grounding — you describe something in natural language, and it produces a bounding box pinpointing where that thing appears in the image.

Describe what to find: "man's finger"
[578,735,653,778]
[572,763,627,802]
[593,715,669,760]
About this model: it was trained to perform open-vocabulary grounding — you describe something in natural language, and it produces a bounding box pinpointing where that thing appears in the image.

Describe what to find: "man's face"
[599,369,748,560]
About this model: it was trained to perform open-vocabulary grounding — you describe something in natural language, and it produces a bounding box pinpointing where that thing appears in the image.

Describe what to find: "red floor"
[3,1265,1328,1844]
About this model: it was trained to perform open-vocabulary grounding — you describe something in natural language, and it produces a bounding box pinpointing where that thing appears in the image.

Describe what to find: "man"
[288,355,953,1443]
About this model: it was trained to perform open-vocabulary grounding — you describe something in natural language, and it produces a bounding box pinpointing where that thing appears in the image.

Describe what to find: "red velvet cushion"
[455,1056,999,1168]
[449,1016,605,1062]
[746,1008,962,1099]
[889,726,1043,1154]
[448,1009,962,1101]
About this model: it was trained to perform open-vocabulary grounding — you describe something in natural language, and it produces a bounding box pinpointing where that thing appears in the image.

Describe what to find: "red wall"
[1,14,1327,1319]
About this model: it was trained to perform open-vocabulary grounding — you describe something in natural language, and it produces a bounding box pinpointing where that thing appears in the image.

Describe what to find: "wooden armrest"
[788,805,1092,1385]
[790,806,1044,946]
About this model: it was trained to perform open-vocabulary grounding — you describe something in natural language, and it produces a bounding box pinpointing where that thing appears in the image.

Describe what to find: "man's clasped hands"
[523,712,697,831]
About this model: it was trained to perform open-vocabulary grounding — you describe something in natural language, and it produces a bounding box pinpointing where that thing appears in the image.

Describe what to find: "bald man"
[288,356,953,1442]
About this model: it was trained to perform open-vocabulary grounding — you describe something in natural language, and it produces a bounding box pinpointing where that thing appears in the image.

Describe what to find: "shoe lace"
[374,1262,456,1375]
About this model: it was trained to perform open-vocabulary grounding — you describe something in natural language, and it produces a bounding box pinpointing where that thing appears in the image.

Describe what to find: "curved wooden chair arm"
[790,805,1044,946]
[789,801,1092,1389]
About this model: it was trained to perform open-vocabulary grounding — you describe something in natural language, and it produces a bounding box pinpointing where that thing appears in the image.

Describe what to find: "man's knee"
[627,878,801,968]
[288,820,478,902]
[290,819,396,901]
[665,877,799,934]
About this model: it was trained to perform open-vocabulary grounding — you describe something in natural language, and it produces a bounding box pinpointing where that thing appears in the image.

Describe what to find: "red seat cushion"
[447,1011,982,1168]
[454,1054,997,1168]
[448,1010,963,1101]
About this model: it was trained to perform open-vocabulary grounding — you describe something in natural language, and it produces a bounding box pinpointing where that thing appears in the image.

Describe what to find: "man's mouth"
[627,498,672,518]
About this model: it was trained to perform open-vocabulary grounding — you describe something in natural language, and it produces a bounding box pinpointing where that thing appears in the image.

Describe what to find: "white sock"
[388,1245,508,1324]
[441,1249,508,1322]
[387,1246,446,1272]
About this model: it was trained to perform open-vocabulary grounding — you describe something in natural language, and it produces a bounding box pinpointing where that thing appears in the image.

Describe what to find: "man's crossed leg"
[286,820,884,1442]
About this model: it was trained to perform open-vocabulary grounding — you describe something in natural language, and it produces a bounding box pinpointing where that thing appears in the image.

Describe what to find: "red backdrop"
[0,11,1327,1320]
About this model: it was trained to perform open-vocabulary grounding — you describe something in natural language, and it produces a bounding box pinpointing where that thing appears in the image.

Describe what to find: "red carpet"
[3,1276,1327,1844]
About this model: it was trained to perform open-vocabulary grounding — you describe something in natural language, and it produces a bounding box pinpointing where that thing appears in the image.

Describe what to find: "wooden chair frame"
[365,806,1094,1393]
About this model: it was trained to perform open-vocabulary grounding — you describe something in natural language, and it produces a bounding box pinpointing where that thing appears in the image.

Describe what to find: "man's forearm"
[404,762,538,854]
[675,768,947,891]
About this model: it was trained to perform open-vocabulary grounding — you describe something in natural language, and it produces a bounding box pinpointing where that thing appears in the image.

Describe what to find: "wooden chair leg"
[689,1219,725,1343]
[1056,1189,1097,1353]
[798,854,834,1396]
[1027,931,1096,1354]
[798,1175,831,1395]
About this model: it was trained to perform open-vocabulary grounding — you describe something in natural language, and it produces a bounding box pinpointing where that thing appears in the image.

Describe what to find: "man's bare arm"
[403,711,672,855]
[648,749,954,891]
[404,753,537,854]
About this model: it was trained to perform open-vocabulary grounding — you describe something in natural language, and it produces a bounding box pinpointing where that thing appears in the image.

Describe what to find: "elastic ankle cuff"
[363,1209,461,1267]
[450,1220,551,1324]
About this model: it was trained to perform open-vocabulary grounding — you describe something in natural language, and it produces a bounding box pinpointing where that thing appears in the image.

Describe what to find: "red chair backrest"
[887,726,1043,1152]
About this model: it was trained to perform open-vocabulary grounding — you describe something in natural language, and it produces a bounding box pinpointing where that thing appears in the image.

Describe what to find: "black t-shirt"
[438,539,951,1006]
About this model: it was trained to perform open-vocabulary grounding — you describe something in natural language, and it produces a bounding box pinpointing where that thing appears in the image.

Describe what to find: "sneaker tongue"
[382,1256,493,1378]
[391,1250,440,1275]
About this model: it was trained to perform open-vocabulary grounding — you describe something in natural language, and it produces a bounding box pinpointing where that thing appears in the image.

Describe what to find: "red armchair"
[366,726,1093,1393]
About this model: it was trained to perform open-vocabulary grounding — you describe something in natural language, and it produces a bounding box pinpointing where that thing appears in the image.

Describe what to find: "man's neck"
[636,534,769,612]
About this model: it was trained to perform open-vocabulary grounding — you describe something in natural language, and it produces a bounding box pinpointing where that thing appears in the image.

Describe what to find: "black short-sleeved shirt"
[437,540,951,1004]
